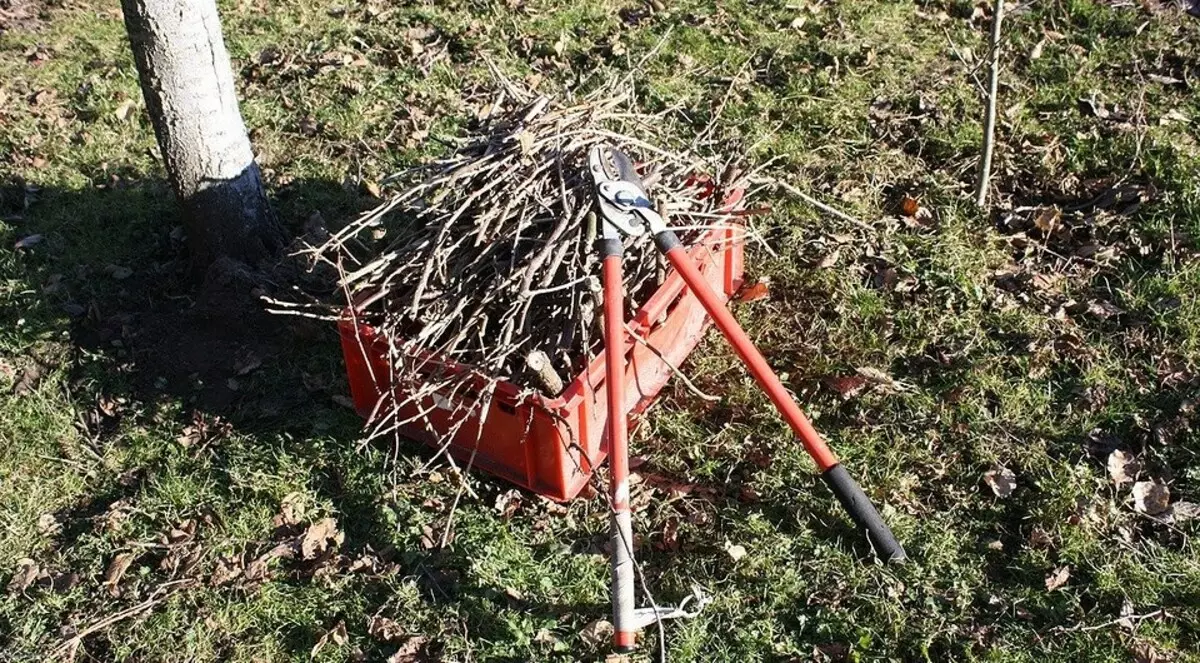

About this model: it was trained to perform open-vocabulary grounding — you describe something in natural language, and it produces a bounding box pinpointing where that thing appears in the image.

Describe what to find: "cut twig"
[975,0,1005,208]
[525,350,565,395]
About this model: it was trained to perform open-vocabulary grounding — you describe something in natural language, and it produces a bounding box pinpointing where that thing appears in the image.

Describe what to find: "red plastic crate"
[339,190,746,501]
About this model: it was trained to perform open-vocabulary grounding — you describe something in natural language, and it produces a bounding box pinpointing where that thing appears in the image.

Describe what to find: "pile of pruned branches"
[285,74,751,424]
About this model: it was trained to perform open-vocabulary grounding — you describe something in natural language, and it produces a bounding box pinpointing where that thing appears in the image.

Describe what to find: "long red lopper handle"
[656,233,906,561]
[601,250,638,650]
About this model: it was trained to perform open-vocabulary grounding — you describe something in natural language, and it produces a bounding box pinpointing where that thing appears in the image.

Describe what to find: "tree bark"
[121,0,283,271]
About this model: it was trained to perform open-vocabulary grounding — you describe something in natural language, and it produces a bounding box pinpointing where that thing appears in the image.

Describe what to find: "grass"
[2,0,1200,660]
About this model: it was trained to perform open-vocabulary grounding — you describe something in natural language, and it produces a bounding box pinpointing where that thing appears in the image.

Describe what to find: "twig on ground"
[975,0,1005,208]
[773,180,876,232]
[53,579,197,661]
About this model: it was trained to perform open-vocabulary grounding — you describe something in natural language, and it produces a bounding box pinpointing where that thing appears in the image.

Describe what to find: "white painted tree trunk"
[121,0,282,269]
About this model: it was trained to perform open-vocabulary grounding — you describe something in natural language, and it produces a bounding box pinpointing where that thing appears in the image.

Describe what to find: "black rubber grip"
[653,229,682,253]
[596,237,623,258]
[821,464,906,562]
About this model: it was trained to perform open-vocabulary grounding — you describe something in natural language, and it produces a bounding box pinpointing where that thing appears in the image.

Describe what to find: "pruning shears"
[588,144,906,653]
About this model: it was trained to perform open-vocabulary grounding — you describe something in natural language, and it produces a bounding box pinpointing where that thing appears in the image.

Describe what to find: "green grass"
[3,0,1200,660]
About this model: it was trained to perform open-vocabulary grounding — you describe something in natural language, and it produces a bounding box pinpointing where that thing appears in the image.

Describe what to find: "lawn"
[2,0,1200,661]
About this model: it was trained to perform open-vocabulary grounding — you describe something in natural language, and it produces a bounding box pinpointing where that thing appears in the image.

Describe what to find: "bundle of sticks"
[298,76,749,411]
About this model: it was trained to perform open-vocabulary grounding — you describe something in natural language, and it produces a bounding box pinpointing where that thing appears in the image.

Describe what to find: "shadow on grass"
[3,171,672,659]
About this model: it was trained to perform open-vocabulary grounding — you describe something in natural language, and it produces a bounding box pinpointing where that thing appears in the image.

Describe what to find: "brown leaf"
[1086,300,1122,319]
[1029,38,1046,60]
[1130,641,1161,663]
[1107,450,1140,486]
[1044,565,1070,591]
[579,619,613,647]
[387,635,430,663]
[900,194,920,217]
[816,249,841,269]
[367,615,406,642]
[104,552,136,597]
[114,100,136,121]
[856,366,908,392]
[245,542,296,581]
[1132,481,1170,515]
[825,374,867,398]
[311,620,349,658]
[1169,501,1200,523]
[1033,206,1061,234]
[1028,527,1053,549]
[37,513,61,537]
[13,361,45,396]
[419,524,436,550]
[301,517,344,560]
[209,555,243,587]
[7,558,38,595]
[737,280,770,302]
[493,489,522,519]
[983,465,1016,498]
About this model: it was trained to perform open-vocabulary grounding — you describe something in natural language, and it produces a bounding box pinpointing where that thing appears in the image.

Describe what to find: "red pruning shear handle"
[589,145,905,652]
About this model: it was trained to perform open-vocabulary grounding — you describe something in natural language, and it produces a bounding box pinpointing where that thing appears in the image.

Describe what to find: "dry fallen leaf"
[310,620,348,658]
[817,249,841,269]
[104,552,136,597]
[1130,641,1161,663]
[1132,481,1170,515]
[825,375,867,398]
[387,635,430,663]
[724,539,747,561]
[983,465,1017,498]
[856,366,909,392]
[1028,527,1053,549]
[7,558,38,595]
[13,361,45,396]
[900,194,920,217]
[300,517,344,560]
[737,280,770,302]
[1030,38,1046,60]
[1170,501,1200,523]
[13,234,43,250]
[1045,565,1070,591]
[579,619,613,647]
[367,615,405,642]
[37,513,61,537]
[114,100,137,121]
[1107,450,1140,486]
[493,489,522,519]
[1033,206,1061,234]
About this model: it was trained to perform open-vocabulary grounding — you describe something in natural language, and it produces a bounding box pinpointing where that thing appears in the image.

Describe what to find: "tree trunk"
[121,0,283,271]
